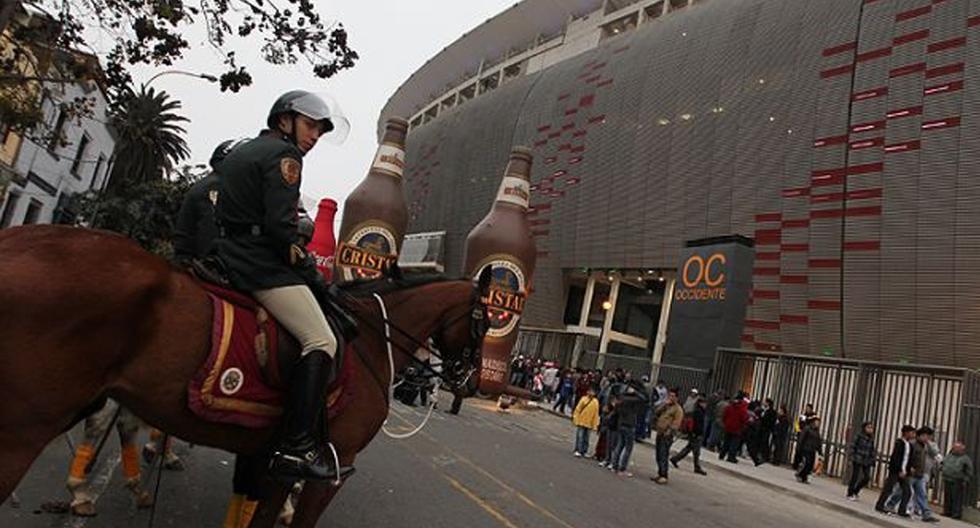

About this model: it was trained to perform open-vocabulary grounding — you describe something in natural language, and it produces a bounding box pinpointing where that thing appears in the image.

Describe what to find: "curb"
[528,404,914,528]
[693,457,904,528]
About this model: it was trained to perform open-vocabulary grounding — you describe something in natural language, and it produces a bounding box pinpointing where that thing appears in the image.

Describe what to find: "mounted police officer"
[213,90,350,481]
[173,139,241,265]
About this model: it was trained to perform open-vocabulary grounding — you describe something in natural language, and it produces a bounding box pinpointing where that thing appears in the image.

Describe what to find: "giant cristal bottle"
[306,198,338,282]
[335,117,410,282]
[463,146,537,395]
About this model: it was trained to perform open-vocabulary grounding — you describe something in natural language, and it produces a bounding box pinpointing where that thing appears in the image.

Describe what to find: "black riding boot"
[269,350,350,481]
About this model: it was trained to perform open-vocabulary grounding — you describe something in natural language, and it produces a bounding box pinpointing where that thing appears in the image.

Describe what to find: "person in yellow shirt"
[572,387,600,457]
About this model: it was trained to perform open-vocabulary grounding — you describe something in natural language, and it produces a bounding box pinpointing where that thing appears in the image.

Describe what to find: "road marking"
[436,442,578,528]
[442,475,521,528]
[386,408,577,528]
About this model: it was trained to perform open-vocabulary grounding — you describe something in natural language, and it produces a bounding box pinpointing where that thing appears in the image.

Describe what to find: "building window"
[48,106,68,152]
[90,154,105,189]
[23,198,43,225]
[71,134,91,177]
[0,191,19,227]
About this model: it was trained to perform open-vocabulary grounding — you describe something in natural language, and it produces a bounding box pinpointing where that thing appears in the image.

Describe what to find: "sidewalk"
[533,402,977,528]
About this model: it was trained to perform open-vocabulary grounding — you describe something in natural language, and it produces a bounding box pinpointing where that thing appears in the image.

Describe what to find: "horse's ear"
[477,265,493,297]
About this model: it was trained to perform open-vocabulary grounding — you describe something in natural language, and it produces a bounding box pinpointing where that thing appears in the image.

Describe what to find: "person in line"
[572,387,600,457]
[552,372,575,415]
[721,392,749,463]
[771,404,791,466]
[670,396,708,476]
[745,401,764,466]
[845,421,876,501]
[707,391,729,451]
[912,427,941,522]
[651,388,684,484]
[704,389,724,448]
[795,416,823,484]
[759,398,777,462]
[609,381,649,477]
[598,394,620,469]
[682,388,699,414]
[876,425,917,517]
[792,403,816,470]
[942,441,973,520]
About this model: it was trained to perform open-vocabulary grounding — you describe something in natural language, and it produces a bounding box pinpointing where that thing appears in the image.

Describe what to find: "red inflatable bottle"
[307,198,338,282]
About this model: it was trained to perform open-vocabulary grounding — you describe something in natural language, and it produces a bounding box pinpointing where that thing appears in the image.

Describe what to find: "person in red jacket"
[720,392,750,463]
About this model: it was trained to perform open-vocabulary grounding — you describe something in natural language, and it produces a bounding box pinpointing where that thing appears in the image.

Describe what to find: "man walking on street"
[876,425,916,517]
[670,396,708,476]
[846,421,876,500]
[759,398,777,462]
[909,426,941,522]
[651,388,684,484]
[795,416,823,484]
[942,441,974,520]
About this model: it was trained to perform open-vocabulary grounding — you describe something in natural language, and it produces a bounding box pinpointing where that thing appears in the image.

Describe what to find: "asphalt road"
[2,396,884,528]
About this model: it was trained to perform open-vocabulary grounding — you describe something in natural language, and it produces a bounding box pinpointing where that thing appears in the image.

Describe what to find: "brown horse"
[0,225,489,527]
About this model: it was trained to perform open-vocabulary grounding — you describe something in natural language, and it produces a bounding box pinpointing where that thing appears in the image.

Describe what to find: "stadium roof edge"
[378,0,603,138]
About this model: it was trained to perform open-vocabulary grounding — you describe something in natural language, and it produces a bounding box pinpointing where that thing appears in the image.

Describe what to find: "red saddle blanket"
[187,283,354,429]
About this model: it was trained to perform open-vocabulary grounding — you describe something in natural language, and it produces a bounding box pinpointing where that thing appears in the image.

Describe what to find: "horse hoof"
[163,457,185,471]
[136,491,155,509]
[71,502,97,517]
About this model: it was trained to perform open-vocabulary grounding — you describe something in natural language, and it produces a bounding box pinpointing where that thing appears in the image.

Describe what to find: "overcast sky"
[125,1,514,214]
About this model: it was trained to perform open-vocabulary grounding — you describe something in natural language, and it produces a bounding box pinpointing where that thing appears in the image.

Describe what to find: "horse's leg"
[288,453,356,528]
[245,482,291,528]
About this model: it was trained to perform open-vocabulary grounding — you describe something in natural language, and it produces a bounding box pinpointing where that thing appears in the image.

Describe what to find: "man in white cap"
[683,388,700,414]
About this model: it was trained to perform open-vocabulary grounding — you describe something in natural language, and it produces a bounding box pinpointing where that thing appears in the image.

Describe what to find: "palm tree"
[106,86,189,192]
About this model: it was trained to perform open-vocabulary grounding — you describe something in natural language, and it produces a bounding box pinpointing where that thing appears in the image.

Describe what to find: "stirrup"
[268,444,355,485]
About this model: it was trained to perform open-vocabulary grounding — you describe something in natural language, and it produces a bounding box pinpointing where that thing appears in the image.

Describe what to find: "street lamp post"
[143,70,218,88]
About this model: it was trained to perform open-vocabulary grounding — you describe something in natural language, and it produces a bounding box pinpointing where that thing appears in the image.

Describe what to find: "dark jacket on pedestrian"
[773,414,790,440]
[797,425,823,455]
[942,452,975,483]
[760,407,777,433]
[723,400,749,435]
[848,431,876,467]
[887,438,911,474]
[614,384,649,430]
[909,440,927,478]
[687,405,707,437]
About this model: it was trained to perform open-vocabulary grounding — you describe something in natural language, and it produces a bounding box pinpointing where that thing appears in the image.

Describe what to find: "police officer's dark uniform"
[173,140,240,264]
[213,90,348,481]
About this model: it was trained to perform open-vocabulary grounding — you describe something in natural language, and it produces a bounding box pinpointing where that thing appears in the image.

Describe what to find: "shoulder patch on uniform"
[280,158,301,186]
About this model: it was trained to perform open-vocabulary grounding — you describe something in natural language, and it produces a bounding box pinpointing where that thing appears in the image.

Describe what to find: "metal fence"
[712,347,979,508]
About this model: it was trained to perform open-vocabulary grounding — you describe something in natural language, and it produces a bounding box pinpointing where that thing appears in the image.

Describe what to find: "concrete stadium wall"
[401,0,980,369]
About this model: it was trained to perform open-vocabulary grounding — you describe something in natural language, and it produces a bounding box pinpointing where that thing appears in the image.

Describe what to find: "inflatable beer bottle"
[307,198,338,282]
[335,118,410,281]
[463,146,537,395]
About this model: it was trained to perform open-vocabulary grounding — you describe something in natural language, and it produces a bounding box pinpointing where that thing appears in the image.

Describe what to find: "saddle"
[185,259,357,429]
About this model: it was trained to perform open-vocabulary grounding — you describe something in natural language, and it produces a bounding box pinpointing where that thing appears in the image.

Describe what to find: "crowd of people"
[511,356,975,522]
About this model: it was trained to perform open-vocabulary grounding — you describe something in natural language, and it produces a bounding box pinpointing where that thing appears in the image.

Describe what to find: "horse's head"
[431,266,492,394]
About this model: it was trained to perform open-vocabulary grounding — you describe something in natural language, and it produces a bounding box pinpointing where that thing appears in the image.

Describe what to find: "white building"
[0,77,115,227]
[0,6,116,228]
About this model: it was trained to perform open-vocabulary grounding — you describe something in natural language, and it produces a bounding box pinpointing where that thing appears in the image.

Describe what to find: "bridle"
[334,278,488,397]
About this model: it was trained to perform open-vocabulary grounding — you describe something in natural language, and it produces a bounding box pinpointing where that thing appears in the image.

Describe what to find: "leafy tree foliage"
[106,85,190,190]
[0,0,357,140]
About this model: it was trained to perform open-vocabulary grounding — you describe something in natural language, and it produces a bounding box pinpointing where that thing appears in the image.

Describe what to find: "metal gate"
[713,348,969,502]
[961,369,980,507]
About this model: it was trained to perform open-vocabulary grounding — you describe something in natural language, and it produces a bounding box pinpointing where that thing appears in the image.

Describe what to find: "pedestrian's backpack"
[682,415,695,434]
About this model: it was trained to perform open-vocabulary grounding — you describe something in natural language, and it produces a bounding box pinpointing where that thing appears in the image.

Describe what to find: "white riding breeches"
[254,285,338,357]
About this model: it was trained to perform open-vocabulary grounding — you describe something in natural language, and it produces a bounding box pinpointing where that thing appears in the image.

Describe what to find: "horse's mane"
[338,270,455,298]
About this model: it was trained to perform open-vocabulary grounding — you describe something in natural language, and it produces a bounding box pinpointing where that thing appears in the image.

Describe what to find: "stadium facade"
[382,0,980,373]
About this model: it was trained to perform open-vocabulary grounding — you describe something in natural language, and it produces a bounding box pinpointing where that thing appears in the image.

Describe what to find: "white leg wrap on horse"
[254,285,338,358]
